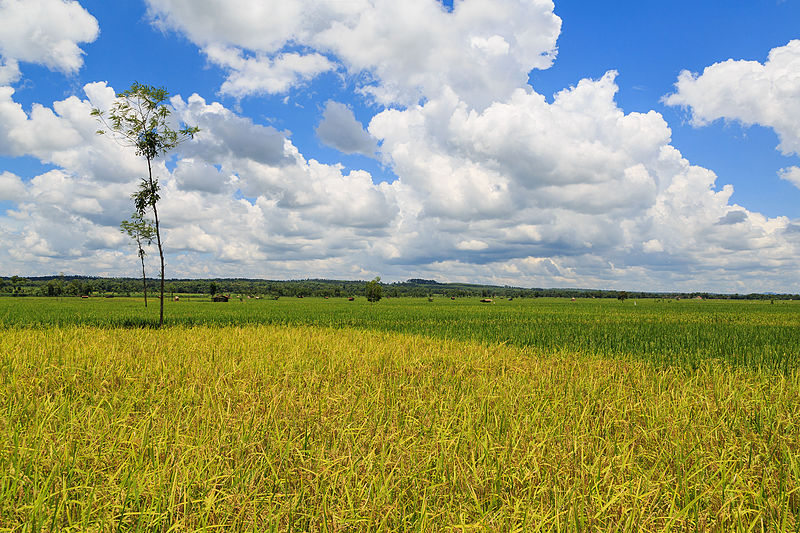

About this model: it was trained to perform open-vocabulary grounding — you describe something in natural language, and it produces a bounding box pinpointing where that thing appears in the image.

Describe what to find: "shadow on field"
[71,317,167,329]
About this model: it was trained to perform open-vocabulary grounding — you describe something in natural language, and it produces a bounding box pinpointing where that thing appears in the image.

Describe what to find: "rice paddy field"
[1,296,799,531]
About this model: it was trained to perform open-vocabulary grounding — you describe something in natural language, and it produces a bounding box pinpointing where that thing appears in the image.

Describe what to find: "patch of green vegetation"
[1,297,798,372]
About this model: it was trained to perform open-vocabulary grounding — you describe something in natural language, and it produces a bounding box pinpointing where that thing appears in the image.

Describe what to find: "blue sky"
[1,0,799,292]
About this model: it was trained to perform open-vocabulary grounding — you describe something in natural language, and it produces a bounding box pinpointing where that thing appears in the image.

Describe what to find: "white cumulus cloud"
[0,0,98,82]
[315,101,377,157]
[146,0,562,108]
[0,171,27,201]
[664,40,800,156]
[205,45,336,97]
[0,83,402,278]
[779,166,800,189]
[1,77,799,291]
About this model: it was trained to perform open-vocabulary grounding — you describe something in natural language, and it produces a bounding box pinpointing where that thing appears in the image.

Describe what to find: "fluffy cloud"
[364,72,797,291]
[0,58,19,86]
[315,101,377,156]
[311,0,561,107]
[0,171,26,201]
[146,0,561,108]
[172,159,232,194]
[205,45,336,97]
[171,93,289,167]
[0,0,98,82]
[0,85,164,271]
[1,70,798,290]
[0,83,143,182]
[0,85,400,278]
[779,166,800,189]
[664,40,800,156]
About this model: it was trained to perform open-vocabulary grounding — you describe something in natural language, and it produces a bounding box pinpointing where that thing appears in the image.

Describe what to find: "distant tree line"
[1,275,798,301]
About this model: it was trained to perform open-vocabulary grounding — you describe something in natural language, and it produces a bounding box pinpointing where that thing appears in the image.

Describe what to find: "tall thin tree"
[92,82,199,326]
[120,213,156,307]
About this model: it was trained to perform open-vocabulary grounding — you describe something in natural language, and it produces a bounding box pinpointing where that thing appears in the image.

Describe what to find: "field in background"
[2,325,799,530]
[2,296,798,372]
[2,297,799,529]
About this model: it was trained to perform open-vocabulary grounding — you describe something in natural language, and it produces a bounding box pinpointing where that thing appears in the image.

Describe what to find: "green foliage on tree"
[120,213,156,307]
[93,82,199,326]
[365,276,383,303]
[617,291,629,302]
[66,280,84,296]
[209,281,218,296]
[44,280,63,297]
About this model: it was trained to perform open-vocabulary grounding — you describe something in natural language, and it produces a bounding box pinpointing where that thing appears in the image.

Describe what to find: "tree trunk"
[153,200,165,327]
[147,157,165,327]
[139,245,148,307]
